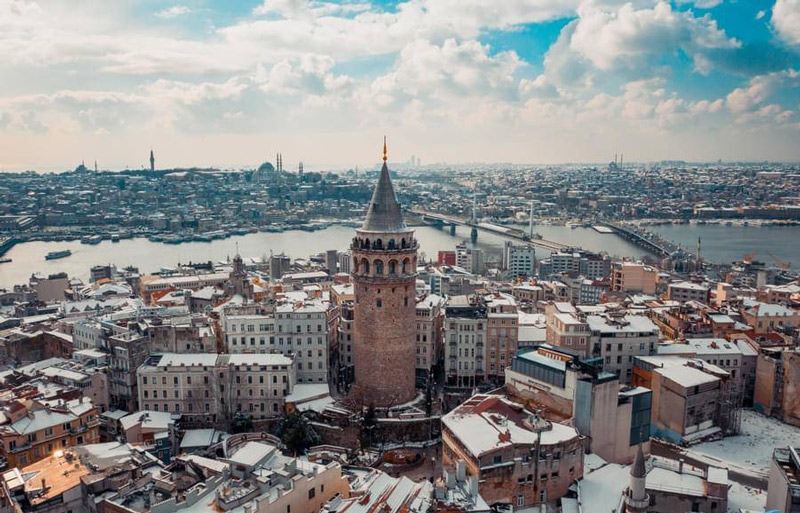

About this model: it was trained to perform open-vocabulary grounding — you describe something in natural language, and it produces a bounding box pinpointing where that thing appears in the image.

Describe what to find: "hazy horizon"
[1,0,799,171]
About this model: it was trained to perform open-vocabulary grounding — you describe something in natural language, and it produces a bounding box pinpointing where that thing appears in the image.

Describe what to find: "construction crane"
[768,252,791,270]
[743,250,758,264]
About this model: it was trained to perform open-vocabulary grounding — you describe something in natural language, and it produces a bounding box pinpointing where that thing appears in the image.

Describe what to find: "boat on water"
[81,235,102,245]
[111,234,120,242]
[0,257,11,264]
[46,250,72,260]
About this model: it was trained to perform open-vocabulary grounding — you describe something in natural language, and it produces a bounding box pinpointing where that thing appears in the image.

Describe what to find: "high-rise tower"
[350,138,417,407]
[150,149,155,172]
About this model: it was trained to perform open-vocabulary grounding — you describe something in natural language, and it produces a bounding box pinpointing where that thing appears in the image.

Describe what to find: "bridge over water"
[411,209,570,252]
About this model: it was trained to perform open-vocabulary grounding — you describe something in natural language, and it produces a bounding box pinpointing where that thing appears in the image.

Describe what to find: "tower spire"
[383,136,387,163]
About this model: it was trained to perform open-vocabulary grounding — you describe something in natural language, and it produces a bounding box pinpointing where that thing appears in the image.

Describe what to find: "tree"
[360,404,378,450]
[274,412,320,455]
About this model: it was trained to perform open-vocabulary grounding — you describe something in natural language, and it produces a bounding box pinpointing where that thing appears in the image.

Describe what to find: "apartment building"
[667,281,711,303]
[445,295,487,387]
[587,314,659,383]
[442,393,584,509]
[633,356,736,444]
[137,353,296,424]
[275,300,329,384]
[766,446,800,513]
[223,312,275,353]
[611,262,658,295]
[0,398,99,468]
[486,294,519,381]
[415,294,445,382]
[545,303,591,358]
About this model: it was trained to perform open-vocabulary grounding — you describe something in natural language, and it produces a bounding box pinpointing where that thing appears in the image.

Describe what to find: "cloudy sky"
[1,0,799,171]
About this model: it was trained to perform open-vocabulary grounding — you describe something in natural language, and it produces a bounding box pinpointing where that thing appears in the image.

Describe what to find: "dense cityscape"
[0,146,797,513]
[2,0,800,512]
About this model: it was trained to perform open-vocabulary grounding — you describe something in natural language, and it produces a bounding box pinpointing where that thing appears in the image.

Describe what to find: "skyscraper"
[350,138,418,407]
[149,149,155,172]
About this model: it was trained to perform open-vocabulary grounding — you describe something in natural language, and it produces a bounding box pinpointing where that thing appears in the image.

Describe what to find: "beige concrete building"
[667,281,710,303]
[545,303,590,357]
[444,295,487,387]
[754,348,800,427]
[611,262,658,295]
[137,353,296,423]
[486,293,519,381]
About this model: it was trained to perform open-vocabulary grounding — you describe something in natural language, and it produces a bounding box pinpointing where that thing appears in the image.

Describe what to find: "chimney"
[456,461,466,482]
[678,459,684,473]
[445,469,455,488]
[469,475,479,498]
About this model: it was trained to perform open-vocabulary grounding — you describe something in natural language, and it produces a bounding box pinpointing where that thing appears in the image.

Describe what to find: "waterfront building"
[350,140,418,406]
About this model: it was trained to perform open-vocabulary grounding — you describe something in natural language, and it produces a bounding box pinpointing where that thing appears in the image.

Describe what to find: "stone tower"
[624,443,649,513]
[351,138,417,407]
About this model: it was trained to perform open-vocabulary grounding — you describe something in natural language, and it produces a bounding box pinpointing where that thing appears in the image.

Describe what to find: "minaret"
[624,444,649,513]
[94,160,98,173]
[150,149,155,172]
[350,137,418,407]
[529,200,535,238]
[696,237,702,267]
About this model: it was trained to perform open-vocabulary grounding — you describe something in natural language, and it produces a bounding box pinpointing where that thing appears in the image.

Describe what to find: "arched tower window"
[374,260,384,275]
[364,238,370,249]
[374,239,383,250]
[388,239,395,250]
[362,258,370,275]
[400,238,406,249]
[353,257,359,273]
[402,258,410,274]
[389,260,397,275]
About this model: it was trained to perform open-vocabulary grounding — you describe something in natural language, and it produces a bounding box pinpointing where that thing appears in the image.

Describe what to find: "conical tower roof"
[361,138,407,232]
[631,442,646,478]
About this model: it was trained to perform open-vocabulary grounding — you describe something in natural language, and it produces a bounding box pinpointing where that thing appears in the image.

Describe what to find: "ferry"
[81,235,102,245]
[111,234,120,243]
[45,250,72,260]
[0,257,11,264]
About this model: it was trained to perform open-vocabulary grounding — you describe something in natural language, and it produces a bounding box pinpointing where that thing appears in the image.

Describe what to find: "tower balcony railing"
[351,238,419,253]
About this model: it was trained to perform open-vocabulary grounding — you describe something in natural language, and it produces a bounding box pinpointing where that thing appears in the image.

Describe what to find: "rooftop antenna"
[383,135,388,163]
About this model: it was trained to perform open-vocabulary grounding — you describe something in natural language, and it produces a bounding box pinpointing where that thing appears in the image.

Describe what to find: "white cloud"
[568,1,738,73]
[773,0,800,45]
[676,0,723,8]
[725,69,800,113]
[155,5,191,19]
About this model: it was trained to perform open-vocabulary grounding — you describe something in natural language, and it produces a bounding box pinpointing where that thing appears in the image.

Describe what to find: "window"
[516,496,524,507]
[308,488,316,499]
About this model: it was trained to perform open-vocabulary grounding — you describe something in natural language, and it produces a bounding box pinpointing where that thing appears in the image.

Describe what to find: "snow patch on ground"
[727,481,766,513]
[693,409,800,472]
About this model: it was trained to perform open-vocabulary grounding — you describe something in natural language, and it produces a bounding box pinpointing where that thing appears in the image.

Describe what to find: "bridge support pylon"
[470,226,478,242]
[450,224,457,235]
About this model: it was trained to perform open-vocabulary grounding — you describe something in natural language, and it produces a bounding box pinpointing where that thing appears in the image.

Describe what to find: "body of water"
[1,223,796,287]
[650,224,799,268]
